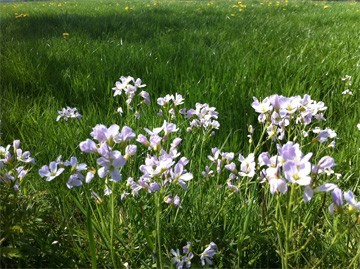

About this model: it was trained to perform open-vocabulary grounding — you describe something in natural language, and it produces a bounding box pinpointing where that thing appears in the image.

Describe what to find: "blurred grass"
[1,0,360,267]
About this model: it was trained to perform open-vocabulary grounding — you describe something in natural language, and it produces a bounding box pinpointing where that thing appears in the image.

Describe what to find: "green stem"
[156,193,163,269]
[283,185,296,269]
[110,181,117,268]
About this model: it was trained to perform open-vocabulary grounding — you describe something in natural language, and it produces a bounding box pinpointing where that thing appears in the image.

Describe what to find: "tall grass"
[1,0,359,268]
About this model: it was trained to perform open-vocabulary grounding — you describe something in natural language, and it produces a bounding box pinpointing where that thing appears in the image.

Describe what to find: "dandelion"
[63,32,69,39]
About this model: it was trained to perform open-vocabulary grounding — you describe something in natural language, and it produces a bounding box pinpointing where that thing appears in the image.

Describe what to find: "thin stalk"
[110,181,117,268]
[156,192,163,269]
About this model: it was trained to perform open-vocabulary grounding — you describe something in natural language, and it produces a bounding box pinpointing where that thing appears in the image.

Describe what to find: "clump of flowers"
[317,184,360,214]
[170,241,194,268]
[56,106,82,121]
[170,241,217,268]
[251,94,333,143]
[341,75,353,96]
[112,75,150,118]
[126,120,193,202]
[79,124,137,194]
[0,140,35,191]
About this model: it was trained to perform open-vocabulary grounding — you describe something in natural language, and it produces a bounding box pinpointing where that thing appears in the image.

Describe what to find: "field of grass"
[1,0,360,268]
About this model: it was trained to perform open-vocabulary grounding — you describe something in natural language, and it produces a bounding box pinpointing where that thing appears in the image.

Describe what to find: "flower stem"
[156,192,163,269]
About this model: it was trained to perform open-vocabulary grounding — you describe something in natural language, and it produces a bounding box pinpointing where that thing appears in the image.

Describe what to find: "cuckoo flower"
[97,150,126,182]
[200,242,217,266]
[56,106,82,121]
[170,163,193,190]
[39,161,65,181]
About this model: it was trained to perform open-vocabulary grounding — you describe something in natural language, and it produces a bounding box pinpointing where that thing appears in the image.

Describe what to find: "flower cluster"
[170,241,217,268]
[157,93,185,119]
[156,93,220,134]
[258,142,337,202]
[79,124,137,194]
[112,76,149,118]
[203,147,256,193]
[318,184,360,214]
[0,140,35,191]
[170,242,194,269]
[56,106,82,121]
[126,121,193,198]
[341,75,353,96]
[38,155,93,190]
[185,103,220,134]
[251,94,331,141]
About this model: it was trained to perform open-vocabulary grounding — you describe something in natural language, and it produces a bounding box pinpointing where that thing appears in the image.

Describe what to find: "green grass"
[1,0,360,268]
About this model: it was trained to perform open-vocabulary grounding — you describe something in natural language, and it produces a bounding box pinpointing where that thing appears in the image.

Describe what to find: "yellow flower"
[230,13,236,17]
[63,32,69,38]
[323,5,329,9]
[15,13,28,19]
[125,6,129,11]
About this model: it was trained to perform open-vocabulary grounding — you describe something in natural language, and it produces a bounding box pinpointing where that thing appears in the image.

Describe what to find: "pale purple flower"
[227,179,239,192]
[303,186,314,203]
[170,163,193,190]
[157,94,173,106]
[313,156,335,175]
[119,126,136,142]
[124,145,137,159]
[85,171,95,183]
[162,121,179,135]
[79,139,98,153]
[66,174,83,189]
[139,91,151,103]
[112,76,134,96]
[344,191,360,212]
[104,184,112,196]
[182,252,193,268]
[16,166,28,179]
[312,127,337,143]
[56,106,82,121]
[164,194,182,208]
[97,150,126,182]
[13,140,20,150]
[251,97,273,114]
[202,166,214,178]
[171,249,184,269]
[173,93,185,106]
[64,156,87,172]
[317,183,339,192]
[183,242,191,254]
[238,153,256,178]
[171,138,182,149]
[283,160,312,186]
[329,187,343,213]
[90,124,117,143]
[16,149,35,164]
[39,161,65,181]
[200,242,217,266]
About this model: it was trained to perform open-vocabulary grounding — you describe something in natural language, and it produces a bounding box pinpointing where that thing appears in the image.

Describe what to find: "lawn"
[1,0,359,268]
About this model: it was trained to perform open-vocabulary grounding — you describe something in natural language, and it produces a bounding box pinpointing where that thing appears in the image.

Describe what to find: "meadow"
[0,0,360,268]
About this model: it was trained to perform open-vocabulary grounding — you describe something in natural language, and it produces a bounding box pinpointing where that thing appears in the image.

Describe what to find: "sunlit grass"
[1,0,359,267]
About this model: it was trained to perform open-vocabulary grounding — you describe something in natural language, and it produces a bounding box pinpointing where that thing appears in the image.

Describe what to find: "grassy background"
[1,0,360,267]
